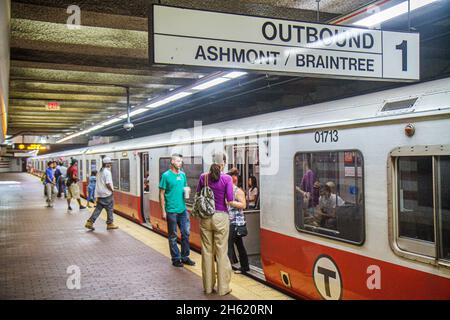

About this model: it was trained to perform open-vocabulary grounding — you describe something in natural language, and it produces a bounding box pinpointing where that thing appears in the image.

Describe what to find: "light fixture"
[192,77,230,91]
[145,91,193,108]
[56,70,247,143]
[353,0,439,27]
[129,108,147,117]
[162,91,192,103]
[223,71,247,79]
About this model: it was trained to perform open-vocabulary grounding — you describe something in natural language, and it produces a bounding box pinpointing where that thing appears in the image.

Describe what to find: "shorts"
[68,183,80,200]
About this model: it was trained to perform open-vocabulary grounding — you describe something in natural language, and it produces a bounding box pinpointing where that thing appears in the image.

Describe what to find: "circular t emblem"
[312,255,343,300]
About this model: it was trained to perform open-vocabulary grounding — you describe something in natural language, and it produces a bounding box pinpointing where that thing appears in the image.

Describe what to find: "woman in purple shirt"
[196,152,234,296]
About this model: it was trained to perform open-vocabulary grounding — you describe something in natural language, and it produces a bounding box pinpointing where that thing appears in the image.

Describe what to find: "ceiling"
[7,0,450,141]
[6,0,364,137]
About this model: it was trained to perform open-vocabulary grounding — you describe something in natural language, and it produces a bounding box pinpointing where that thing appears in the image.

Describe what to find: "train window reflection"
[120,159,130,192]
[294,151,365,245]
[111,159,119,190]
[397,157,434,243]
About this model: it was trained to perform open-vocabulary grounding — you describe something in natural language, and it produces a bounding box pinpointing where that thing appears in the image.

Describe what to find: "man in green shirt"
[159,154,195,268]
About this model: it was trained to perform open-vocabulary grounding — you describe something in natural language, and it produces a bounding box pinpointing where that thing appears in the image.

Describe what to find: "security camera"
[123,122,134,131]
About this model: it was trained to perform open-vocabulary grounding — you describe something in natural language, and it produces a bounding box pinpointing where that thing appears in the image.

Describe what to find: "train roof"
[34,77,450,159]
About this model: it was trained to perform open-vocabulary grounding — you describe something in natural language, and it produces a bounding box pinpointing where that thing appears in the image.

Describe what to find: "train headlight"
[404,123,415,137]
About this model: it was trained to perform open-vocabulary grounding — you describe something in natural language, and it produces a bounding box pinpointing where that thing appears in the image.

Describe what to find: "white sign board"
[151,5,420,81]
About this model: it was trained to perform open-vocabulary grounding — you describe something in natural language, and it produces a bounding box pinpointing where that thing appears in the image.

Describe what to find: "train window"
[226,145,260,210]
[294,151,365,245]
[120,159,130,192]
[111,159,119,190]
[439,156,450,261]
[159,156,203,205]
[91,160,97,173]
[397,157,434,243]
[393,152,450,263]
[381,98,417,112]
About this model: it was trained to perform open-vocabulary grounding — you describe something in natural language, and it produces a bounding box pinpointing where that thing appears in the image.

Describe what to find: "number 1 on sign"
[396,40,408,72]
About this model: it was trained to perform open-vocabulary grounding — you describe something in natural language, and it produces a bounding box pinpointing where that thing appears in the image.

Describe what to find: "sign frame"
[149,4,420,82]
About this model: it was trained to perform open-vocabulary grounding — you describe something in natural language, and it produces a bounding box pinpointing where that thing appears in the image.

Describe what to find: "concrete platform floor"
[0,173,291,300]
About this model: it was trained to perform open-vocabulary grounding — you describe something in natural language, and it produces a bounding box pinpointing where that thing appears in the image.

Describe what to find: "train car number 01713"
[314,130,338,143]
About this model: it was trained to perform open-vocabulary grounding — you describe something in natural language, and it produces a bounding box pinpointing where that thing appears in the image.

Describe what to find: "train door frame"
[139,152,151,224]
[225,141,263,274]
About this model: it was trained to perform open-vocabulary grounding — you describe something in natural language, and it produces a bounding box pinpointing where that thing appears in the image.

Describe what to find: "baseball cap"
[102,156,112,164]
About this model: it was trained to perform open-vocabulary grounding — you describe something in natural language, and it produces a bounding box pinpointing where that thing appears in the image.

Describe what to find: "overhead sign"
[151,5,419,81]
[46,102,60,111]
[16,143,48,151]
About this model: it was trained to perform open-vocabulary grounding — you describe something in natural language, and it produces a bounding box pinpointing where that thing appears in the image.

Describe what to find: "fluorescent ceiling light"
[223,71,247,79]
[353,0,439,27]
[192,77,230,91]
[129,108,148,117]
[145,100,168,109]
[163,91,193,102]
[146,91,193,108]
[89,125,104,131]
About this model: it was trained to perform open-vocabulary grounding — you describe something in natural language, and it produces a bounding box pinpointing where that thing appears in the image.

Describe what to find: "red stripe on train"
[260,228,450,299]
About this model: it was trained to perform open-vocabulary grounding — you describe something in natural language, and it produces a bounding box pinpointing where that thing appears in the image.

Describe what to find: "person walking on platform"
[87,170,97,208]
[196,152,233,296]
[84,157,118,231]
[57,161,68,198]
[45,161,57,208]
[159,154,195,268]
[66,159,86,212]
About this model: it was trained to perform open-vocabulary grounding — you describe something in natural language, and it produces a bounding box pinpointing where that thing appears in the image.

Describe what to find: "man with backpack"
[159,154,195,268]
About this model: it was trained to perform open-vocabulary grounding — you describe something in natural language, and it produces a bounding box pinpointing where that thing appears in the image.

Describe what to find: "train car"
[30,77,450,299]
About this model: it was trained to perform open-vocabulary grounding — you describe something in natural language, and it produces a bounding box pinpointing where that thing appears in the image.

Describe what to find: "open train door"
[140,152,151,225]
[226,143,263,278]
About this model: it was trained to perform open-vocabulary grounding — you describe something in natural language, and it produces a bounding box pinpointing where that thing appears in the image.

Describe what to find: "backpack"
[191,174,216,219]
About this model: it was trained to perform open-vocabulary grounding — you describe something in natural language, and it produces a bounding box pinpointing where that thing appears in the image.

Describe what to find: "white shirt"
[319,193,345,213]
[95,168,113,198]
[59,166,67,178]
[248,187,259,207]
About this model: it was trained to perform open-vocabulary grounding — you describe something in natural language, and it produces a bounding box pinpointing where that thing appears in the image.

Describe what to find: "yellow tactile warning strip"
[81,199,292,300]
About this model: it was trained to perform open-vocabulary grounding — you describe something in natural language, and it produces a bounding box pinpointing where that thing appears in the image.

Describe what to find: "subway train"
[29,77,450,300]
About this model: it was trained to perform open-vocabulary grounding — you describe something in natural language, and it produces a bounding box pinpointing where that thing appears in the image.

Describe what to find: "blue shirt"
[88,176,96,187]
[45,167,54,184]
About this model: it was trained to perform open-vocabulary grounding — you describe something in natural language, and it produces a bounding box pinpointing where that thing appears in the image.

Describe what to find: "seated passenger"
[316,183,345,229]
[325,181,345,205]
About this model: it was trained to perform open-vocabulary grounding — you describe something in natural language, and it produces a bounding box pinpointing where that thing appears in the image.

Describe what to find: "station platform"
[0,173,291,300]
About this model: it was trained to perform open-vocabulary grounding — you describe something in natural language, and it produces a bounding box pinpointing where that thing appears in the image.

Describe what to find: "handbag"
[235,224,248,237]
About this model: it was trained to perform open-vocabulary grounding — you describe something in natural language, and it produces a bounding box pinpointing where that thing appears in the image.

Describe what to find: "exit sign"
[46,102,60,110]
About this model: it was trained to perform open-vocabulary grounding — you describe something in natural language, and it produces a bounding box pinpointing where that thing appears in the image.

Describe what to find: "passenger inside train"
[294,151,364,243]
